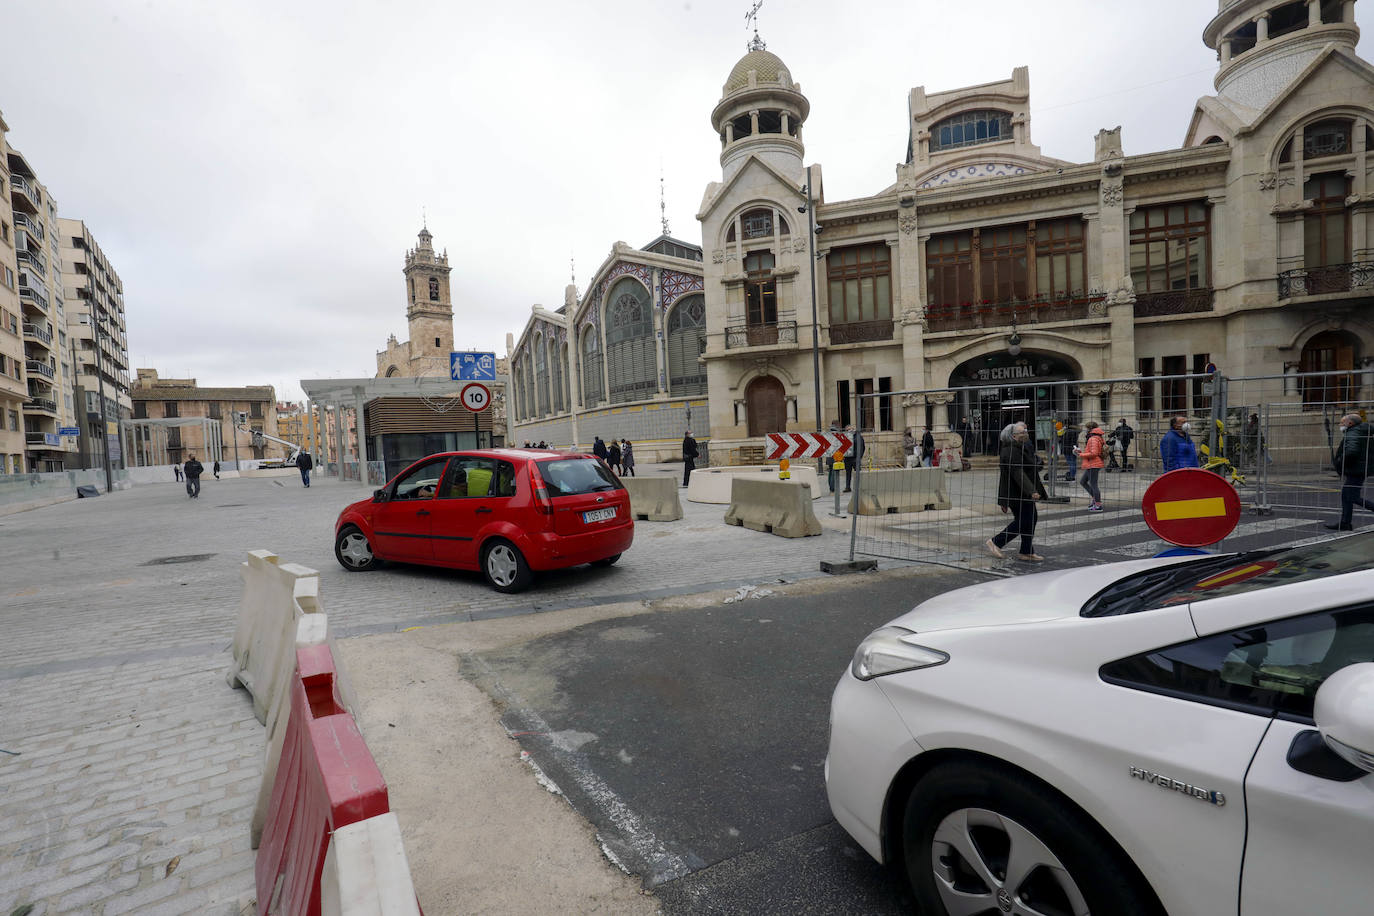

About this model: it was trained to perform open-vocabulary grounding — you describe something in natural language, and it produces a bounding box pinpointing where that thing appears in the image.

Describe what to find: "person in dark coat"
[183,454,204,499]
[607,439,622,475]
[920,426,936,468]
[844,424,866,492]
[296,450,314,487]
[1060,421,1081,481]
[212,459,221,480]
[592,436,609,463]
[956,417,974,457]
[682,430,699,487]
[1115,419,1135,470]
[1326,412,1374,530]
[174,463,182,482]
[986,422,1048,561]
[1160,416,1199,471]
[620,439,636,476]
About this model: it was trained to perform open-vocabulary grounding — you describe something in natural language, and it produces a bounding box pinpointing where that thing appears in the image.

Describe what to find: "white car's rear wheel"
[903,762,1162,916]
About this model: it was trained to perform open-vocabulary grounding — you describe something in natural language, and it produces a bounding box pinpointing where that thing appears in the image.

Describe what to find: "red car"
[333,449,633,593]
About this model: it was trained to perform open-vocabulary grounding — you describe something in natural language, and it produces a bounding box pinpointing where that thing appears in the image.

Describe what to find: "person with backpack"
[1326,412,1374,531]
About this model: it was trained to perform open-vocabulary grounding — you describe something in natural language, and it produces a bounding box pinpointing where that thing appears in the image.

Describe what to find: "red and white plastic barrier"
[256,644,418,915]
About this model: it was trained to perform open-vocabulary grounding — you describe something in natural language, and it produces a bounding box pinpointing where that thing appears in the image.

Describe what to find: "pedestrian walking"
[183,453,204,499]
[1160,416,1199,471]
[827,419,842,492]
[1115,419,1135,471]
[920,427,935,468]
[213,460,221,480]
[956,416,974,456]
[986,422,1048,562]
[296,449,314,487]
[1326,412,1374,531]
[903,427,918,468]
[620,439,636,476]
[607,439,622,475]
[1079,421,1105,511]
[682,430,699,487]
[538,440,547,449]
[844,425,866,491]
[593,436,609,463]
[1060,420,1081,481]
[173,463,182,482]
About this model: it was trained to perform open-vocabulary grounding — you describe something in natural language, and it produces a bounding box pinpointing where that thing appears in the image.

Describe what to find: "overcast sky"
[6,1,1368,403]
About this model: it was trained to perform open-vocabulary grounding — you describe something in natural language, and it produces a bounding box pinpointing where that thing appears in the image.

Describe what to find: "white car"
[826,533,1374,916]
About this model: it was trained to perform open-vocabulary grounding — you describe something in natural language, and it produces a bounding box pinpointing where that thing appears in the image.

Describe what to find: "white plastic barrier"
[226,549,322,725]
[320,813,422,916]
[686,464,821,504]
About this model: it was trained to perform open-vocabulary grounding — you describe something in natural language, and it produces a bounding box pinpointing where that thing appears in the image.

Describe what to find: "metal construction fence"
[850,371,1372,569]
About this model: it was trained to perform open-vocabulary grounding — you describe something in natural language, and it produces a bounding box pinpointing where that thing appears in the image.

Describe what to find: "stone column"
[1308,0,1321,25]
[1220,40,1232,65]
[334,402,345,479]
[896,164,927,398]
[1109,381,1141,429]
[1079,383,1109,424]
[1256,14,1269,42]
[749,109,759,135]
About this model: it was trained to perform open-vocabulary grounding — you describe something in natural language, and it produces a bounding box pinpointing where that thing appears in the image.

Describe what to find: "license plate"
[583,507,616,523]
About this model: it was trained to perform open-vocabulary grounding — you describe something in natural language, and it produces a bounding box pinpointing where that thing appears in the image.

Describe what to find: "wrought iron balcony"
[10,175,40,212]
[923,291,1106,333]
[725,320,798,349]
[1277,262,1374,299]
[19,285,50,312]
[25,360,55,379]
[13,212,44,241]
[1133,288,1215,317]
[25,398,58,415]
[829,319,894,345]
[15,248,47,274]
[22,323,52,345]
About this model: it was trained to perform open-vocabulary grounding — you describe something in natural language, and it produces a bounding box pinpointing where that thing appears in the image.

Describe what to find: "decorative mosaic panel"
[597,261,653,304]
[660,269,704,310]
[919,162,1034,189]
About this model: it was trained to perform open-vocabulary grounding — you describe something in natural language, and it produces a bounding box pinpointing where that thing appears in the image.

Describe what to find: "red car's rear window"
[536,458,619,496]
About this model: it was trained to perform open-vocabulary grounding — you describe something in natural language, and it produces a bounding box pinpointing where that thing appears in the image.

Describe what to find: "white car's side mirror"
[1314,662,1374,774]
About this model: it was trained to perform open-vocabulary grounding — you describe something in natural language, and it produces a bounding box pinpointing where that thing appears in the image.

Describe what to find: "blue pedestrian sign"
[451,351,496,381]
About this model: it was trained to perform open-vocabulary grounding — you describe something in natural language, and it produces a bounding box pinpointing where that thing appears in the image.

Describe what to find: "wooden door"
[746,376,786,438]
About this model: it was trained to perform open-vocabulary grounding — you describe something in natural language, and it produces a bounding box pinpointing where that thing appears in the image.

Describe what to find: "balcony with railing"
[25,360,55,379]
[1277,261,1374,299]
[24,398,58,415]
[22,323,52,345]
[725,320,799,349]
[13,212,44,242]
[18,284,50,313]
[10,174,40,213]
[16,247,47,275]
[924,290,1107,333]
[1133,288,1215,318]
[829,319,894,345]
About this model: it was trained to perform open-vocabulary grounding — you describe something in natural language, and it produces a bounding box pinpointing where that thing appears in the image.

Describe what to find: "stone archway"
[947,350,1082,453]
[745,375,786,438]
[1299,329,1359,407]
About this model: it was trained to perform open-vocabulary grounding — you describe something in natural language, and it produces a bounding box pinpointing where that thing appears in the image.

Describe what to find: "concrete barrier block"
[687,464,821,504]
[848,468,951,515]
[320,813,422,916]
[622,476,683,521]
[723,477,822,538]
[226,549,323,725]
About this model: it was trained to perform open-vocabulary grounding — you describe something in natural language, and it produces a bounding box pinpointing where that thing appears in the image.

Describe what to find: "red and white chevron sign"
[765,432,853,460]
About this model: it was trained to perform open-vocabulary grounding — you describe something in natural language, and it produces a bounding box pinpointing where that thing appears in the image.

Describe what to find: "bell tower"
[403,226,454,361]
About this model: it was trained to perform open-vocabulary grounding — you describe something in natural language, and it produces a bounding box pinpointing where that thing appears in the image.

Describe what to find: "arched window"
[534,333,549,416]
[741,207,774,241]
[513,356,524,420]
[605,278,656,403]
[428,276,440,301]
[581,323,604,407]
[561,348,571,410]
[667,295,706,396]
[930,110,1013,152]
[524,356,536,421]
[1300,330,1357,408]
[549,335,564,413]
[1304,119,1353,160]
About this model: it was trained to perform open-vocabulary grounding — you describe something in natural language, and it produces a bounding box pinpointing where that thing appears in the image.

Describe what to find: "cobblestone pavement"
[0,468,893,915]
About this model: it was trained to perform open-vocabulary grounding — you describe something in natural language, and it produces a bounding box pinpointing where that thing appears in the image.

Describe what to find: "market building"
[694,0,1374,460]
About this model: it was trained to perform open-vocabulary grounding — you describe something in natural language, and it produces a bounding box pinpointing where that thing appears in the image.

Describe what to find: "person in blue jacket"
[1160,416,1199,471]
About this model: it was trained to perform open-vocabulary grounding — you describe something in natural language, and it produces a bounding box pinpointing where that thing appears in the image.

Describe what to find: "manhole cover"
[141,554,217,566]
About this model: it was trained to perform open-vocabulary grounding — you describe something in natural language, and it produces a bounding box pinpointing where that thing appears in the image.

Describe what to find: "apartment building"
[0,111,26,474]
[60,218,131,471]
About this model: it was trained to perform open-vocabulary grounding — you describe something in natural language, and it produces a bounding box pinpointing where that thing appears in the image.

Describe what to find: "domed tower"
[710,35,810,184]
[403,226,454,361]
[1204,0,1360,108]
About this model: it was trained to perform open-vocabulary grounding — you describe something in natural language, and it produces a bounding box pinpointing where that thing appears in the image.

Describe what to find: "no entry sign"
[1141,468,1242,547]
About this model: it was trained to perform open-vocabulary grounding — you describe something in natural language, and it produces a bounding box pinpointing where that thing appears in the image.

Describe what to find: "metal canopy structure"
[299,376,509,486]
[122,416,224,467]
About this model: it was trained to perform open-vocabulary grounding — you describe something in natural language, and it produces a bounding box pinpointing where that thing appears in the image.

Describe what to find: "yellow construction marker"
[1154,497,1228,521]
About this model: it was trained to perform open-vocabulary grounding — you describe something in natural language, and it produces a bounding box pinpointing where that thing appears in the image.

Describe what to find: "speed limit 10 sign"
[460,382,491,412]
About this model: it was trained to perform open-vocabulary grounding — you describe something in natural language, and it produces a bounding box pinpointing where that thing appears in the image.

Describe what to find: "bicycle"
[1197,419,1247,488]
